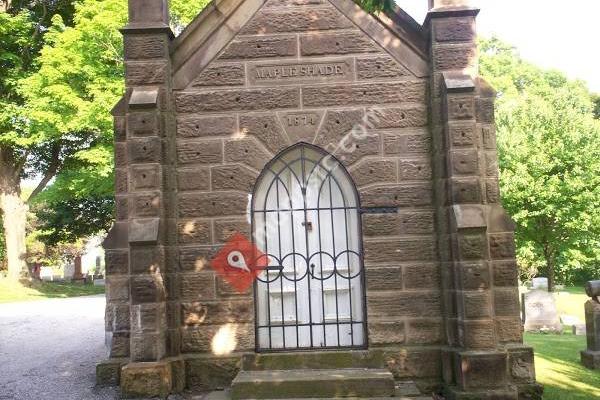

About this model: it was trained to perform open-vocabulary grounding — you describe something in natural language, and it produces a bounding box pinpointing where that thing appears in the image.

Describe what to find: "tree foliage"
[479,37,600,287]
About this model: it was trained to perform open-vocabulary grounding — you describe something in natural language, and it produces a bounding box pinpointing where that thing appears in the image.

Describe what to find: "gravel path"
[0,295,119,400]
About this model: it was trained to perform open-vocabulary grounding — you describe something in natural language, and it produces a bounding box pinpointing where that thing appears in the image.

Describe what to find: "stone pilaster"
[426,2,541,399]
[581,281,600,369]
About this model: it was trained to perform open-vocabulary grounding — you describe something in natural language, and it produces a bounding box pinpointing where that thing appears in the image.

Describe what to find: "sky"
[396,0,600,93]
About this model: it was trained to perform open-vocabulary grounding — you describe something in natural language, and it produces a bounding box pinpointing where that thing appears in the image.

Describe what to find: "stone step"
[230,368,396,399]
[241,350,384,371]
[192,391,432,400]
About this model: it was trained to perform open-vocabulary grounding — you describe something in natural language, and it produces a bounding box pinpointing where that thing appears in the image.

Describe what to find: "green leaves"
[480,37,600,285]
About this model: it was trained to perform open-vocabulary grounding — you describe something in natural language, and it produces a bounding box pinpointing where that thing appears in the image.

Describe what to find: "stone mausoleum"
[98,0,542,398]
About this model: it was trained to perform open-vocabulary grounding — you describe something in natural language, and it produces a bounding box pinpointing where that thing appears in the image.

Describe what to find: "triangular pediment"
[171,0,429,89]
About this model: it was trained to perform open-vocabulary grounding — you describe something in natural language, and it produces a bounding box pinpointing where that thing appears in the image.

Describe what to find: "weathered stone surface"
[349,159,396,187]
[177,115,237,138]
[131,165,160,190]
[212,164,258,192]
[181,323,254,353]
[368,291,441,318]
[398,158,432,181]
[447,95,476,120]
[356,56,410,80]
[128,137,161,164]
[363,211,434,236]
[404,263,441,289]
[124,34,167,60]
[121,362,172,399]
[182,299,253,325]
[127,112,159,137]
[179,272,216,301]
[433,17,476,43]
[508,347,536,383]
[177,167,210,191]
[105,250,129,275]
[461,320,496,349]
[300,31,380,56]
[224,137,272,171]
[450,149,479,176]
[131,193,161,217]
[179,246,220,272]
[107,276,129,301]
[366,266,403,291]
[433,44,477,71]
[383,131,431,155]
[219,36,297,60]
[248,59,354,86]
[241,8,353,34]
[368,320,405,345]
[360,184,433,208]
[176,87,300,113]
[178,219,211,244]
[177,140,223,164]
[456,233,487,260]
[456,262,490,290]
[407,318,444,345]
[191,63,245,87]
[126,61,168,86]
[130,246,164,274]
[214,218,251,244]
[383,348,442,379]
[314,108,364,144]
[303,81,426,107]
[494,288,521,318]
[449,121,478,147]
[461,291,492,318]
[186,356,241,391]
[496,317,524,343]
[239,114,290,154]
[279,110,324,143]
[489,233,516,259]
[369,106,427,129]
[179,192,248,217]
[96,359,126,386]
[450,178,482,204]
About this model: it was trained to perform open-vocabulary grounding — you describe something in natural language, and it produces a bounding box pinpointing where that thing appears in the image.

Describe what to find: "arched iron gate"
[251,143,367,352]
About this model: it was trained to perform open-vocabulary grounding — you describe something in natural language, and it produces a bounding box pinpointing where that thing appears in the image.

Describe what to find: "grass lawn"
[0,279,105,303]
[526,332,600,400]
[554,286,588,322]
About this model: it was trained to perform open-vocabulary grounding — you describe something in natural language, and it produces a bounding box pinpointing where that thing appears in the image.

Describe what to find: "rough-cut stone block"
[214,219,251,244]
[109,331,130,358]
[212,164,258,192]
[131,193,161,217]
[461,320,496,349]
[433,44,477,71]
[450,178,482,203]
[461,291,492,318]
[493,261,518,287]
[130,246,164,274]
[447,95,476,120]
[181,323,254,353]
[433,17,476,43]
[179,272,217,301]
[350,159,396,187]
[177,167,210,191]
[177,115,237,138]
[368,291,441,318]
[494,288,520,317]
[126,61,168,85]
[182,299,253,325]
[366,266,403,291]
[105,250,129,275]
[383,132,431,155]
[224,137,272,171]
[313,108,364,144]
[191,63,245,87]
[185,356,241,391]
[455,351,508,390]
[477,97,495,123]
[450,149,479,176]
[241,8,353,34]
[496,317,523,343]
[219,36,297,60]
[176,87,300,113]
[356,56,410,80]
[300,31,380,56]
[482,124,497,150]
[456,262,490,290]
[124,34,168,59]
[178,219,211,245]
[130,274,166,304]
[115,143,128,167]
[131,165,160,191]
[107,276,129,301]
[303,81,426,107]
[398,158,432,181]
[407,318,444,345]
[363,211,434,236]
[239,114,290,154]
[449,121,477,147]
[127,112,159,137]
[508,346,536,383]
[177,140,223,165]
[368,320,405,345]
[114,116,126,142]
[404,263,441,289]
[179,192,248,218]
[128,137,161,164]
[369,106,427,129]
[456,233,488,260]
[383,348,441,379]
[128,217,160,244]
[360,184,433,208]
[121,362,172,399]
[179,246,220,272]
[486,179,500,204]
[489,233,516,260]
[96,359,126,386]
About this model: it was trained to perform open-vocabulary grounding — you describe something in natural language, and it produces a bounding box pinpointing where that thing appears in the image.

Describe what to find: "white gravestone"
[64,263,75,280]
[531,277,549,290]
[39,266,54,282]
[523,289,562,332]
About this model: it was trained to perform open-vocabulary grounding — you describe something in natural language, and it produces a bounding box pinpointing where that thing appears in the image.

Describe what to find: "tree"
[480,37,600,290]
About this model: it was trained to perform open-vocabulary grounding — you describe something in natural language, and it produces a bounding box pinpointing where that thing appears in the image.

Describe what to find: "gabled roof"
[170,0,430,90]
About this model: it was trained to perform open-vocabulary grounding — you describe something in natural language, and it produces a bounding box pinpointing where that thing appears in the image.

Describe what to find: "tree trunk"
[0,176,29,282]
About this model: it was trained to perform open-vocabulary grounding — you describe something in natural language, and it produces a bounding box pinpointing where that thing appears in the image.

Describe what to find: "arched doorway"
[252,143,367,352]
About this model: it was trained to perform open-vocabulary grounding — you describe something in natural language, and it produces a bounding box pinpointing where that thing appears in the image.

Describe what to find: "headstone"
[581,280,600,369]
[560,314,581,326]
[523,289,562,332]
[531,277,549,290]
[64,263,75,280]
[573,324,587,336]
[39,266,54,282]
